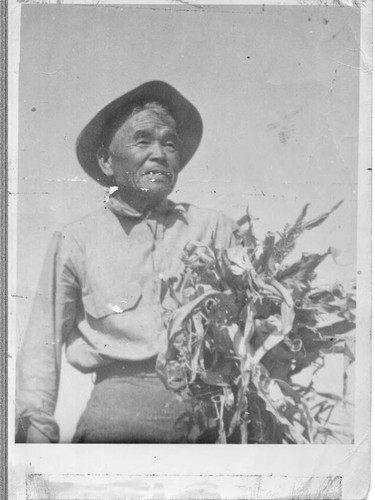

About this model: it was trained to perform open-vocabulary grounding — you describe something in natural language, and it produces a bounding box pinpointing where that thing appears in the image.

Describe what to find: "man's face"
[106,109,181,204]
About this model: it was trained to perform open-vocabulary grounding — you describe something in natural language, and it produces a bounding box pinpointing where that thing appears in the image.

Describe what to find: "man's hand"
[26,426,51,443]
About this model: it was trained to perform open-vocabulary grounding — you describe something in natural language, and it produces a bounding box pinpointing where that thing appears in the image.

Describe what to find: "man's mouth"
[142,168,173,182]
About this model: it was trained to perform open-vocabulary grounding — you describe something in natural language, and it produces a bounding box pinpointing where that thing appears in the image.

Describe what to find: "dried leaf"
[158,200,355,444]
[277,251,331,283]
[168,289,221,341]
[256,232,276,273]
[236,206,259,248]
[189,316,205,383]
[221,245,254,277]
[302,200,343,231]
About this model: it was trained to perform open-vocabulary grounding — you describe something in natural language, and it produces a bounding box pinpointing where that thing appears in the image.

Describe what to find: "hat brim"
[76,81,203,187]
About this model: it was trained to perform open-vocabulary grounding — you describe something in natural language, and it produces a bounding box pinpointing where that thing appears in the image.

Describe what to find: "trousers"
[72,358,191,443]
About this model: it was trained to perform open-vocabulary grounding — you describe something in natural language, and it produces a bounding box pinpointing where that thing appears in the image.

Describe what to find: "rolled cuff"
[15,410,60,443]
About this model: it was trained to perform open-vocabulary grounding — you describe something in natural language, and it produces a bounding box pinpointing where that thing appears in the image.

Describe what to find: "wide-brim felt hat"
[76,80,203,186]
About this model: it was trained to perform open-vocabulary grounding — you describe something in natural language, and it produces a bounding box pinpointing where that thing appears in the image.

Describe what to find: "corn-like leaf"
[277,251,331,283]
[189,315,206,384]
[168,289,221,341]
[302,200,343,231]
[158,200,355,444]
[221,245,255,277]
[256,232,276,273]
[236,206,259,248]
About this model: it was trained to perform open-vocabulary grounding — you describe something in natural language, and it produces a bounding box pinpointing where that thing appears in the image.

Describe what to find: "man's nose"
[149,141,167,161]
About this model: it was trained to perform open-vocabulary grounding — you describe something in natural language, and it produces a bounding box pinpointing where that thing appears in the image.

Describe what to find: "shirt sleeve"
[15,230,81,443]
[212,212,241,250]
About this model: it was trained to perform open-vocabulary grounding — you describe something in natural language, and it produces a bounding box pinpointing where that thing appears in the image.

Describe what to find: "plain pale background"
[15,4,359,442]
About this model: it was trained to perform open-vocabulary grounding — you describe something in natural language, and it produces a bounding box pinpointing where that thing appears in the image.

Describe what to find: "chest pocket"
[82,281,142,319]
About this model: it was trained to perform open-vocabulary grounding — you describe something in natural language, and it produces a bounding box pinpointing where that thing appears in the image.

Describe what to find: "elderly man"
[16,81,238,443]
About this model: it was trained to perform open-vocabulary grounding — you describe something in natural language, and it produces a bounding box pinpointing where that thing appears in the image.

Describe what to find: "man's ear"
[97,146,114,177]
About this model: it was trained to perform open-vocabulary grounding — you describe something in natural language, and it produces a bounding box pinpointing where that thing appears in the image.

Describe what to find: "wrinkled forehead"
[119,109,177,137]
[102,102,178,148]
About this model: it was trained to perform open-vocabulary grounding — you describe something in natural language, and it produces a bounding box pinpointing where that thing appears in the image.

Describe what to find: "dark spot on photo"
[278,130,290,144]
[31,107,36,112]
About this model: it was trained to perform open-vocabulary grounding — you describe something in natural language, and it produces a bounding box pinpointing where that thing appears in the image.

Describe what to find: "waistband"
[95,357,158,384]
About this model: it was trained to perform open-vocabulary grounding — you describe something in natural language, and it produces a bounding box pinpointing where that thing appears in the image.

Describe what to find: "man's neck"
[116,189,166,215]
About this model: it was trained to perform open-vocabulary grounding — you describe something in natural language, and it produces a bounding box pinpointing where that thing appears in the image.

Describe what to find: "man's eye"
[136,139,150,146]
[164,142,177,151]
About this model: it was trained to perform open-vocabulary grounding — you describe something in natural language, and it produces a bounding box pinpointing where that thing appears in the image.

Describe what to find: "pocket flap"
[82,281,142,319]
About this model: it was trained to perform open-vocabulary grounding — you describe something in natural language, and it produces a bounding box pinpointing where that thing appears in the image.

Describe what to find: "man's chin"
[117,184,173,209]
[137,181,174,199]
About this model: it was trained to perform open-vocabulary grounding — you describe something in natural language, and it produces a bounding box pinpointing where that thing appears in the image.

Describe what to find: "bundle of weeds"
[156,201,356,444]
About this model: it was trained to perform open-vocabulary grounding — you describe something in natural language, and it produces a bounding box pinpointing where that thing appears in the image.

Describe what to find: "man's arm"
[25,426,53,444]
[16,231,80,443]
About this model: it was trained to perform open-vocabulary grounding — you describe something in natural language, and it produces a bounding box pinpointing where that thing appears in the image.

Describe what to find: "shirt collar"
[107,192,187,219]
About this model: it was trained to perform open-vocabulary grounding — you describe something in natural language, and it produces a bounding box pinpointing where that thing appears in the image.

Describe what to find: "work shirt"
[16,193,238,442]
